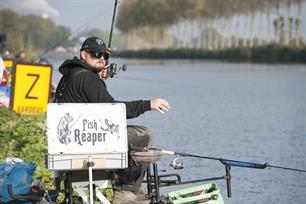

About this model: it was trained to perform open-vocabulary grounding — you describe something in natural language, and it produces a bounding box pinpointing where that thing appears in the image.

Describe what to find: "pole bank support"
[47,103,128,204]
[10,63,52,115]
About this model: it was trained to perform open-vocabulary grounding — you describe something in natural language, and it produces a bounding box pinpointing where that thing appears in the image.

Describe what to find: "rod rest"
[144,173,181,186]
[158,173,182,186]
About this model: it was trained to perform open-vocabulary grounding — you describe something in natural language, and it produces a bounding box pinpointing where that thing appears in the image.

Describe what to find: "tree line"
[116,0,305,50]
[0,10,72,58]
[0,10,124,60]
[1,0,305,57]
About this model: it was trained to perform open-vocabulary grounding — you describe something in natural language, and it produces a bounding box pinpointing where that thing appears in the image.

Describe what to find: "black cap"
[80,36,111,53]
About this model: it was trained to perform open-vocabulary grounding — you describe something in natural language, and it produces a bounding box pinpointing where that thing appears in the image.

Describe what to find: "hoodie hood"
[59,57,92,76]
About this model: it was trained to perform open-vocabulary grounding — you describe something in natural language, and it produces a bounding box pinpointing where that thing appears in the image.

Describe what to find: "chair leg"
[64,171,73,204]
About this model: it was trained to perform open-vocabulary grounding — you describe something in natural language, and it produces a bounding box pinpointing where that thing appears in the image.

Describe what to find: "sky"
[0,0,117,33]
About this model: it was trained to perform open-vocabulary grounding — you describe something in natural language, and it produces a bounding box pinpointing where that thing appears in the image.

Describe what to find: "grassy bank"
[0,107,113,201]
[113,45,306,63]
[0,107,53,186]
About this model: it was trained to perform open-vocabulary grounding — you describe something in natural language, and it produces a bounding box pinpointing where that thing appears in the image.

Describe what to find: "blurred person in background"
[0,34,6,82]
[15,50,28,63]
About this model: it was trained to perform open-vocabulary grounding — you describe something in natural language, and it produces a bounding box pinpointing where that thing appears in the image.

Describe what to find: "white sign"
[47,103,127,155]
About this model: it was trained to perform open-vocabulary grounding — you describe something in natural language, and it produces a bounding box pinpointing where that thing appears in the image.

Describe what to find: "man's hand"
[150,98,170,114]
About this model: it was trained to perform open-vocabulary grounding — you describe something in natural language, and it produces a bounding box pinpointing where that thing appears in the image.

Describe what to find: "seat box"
[46,103,128,170]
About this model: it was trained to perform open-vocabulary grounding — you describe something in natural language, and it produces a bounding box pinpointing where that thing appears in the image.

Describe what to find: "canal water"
[52,58,306,204]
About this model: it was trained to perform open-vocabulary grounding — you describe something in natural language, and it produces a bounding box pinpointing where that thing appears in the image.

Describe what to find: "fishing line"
[36,9,109,61]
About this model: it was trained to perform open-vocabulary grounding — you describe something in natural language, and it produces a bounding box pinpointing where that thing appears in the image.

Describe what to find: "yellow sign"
[3,59,13,68]
[12,63,52,115]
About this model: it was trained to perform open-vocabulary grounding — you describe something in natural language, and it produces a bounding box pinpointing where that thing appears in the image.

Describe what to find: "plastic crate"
[168,182,224,204]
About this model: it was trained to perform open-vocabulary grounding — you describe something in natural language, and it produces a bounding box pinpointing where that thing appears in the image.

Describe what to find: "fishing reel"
[170,156,184,170]
[108,63,127,78]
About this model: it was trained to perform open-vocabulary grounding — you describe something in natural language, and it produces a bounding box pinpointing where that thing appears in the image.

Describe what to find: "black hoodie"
[55,57,151,119]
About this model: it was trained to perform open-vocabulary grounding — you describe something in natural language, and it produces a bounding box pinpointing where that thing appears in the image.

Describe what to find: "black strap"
[54,69,90,103]
[54,76,66,103]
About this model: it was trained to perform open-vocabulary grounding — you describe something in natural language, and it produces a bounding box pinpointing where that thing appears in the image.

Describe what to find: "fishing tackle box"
[168,182,224,204]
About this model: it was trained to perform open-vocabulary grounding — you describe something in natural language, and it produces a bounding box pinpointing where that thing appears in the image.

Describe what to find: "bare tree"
[295,0,302,47]
[287,0,292,47]
[116,0,305,50]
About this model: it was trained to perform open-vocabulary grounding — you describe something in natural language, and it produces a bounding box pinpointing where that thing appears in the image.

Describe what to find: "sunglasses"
[88,51,110,60]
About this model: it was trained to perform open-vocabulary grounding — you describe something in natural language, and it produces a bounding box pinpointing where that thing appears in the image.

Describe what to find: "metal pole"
[108,0,118,48]
[226,166,232,198]
[65,172,73,204]
[88,156,94,204]
[146,165,153,200]
[153,163,161,203]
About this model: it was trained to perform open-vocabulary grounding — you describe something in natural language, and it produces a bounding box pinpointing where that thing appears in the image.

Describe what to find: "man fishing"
[55,36,170,204]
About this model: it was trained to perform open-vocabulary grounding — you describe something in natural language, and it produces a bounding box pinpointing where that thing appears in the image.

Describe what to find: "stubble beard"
[92,62,105,73]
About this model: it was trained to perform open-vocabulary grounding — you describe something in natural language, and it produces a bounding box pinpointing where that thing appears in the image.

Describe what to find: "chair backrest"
[46,103,128,171]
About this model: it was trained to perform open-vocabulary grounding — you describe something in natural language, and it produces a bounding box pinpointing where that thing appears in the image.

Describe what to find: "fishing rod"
[157,149,306,173]
[108,0,118,48]
[133,148,306,201]
[106,0,127,78]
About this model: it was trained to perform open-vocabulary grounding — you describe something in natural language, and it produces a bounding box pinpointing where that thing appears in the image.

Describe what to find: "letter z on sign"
[12,63,52,115]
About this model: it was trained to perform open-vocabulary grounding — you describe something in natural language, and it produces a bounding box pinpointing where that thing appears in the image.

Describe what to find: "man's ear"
[80,51,87,60]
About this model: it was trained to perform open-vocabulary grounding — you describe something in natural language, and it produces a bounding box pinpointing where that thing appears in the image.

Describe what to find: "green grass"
[0,106,53,186]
